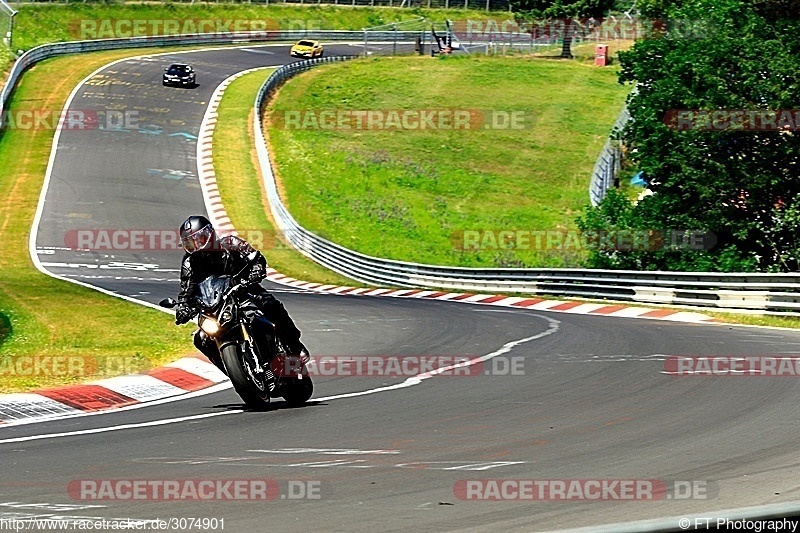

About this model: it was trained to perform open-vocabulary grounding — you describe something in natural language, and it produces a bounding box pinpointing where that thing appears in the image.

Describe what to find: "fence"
[3,0,514,11]
[4,27,799,314]
[590,105,630,206]
[0,29,426,129]
[0,0,15,49]
[363,17,428,56]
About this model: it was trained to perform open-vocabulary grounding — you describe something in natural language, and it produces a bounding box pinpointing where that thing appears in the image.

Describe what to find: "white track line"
[0,315,560,442]
[0,382,233,428]
[15,44,574,433]
[0,411,241,444]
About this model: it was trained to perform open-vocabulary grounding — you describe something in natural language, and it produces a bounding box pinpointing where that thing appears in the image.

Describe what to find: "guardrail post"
[590,104,630,205]
[9,9,15,51]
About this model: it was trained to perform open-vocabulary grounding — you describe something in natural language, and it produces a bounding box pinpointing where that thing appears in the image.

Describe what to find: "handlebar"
[163,249,263,317]
[223,279,255,300]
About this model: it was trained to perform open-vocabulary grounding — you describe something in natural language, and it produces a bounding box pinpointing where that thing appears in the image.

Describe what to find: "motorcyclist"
[175,215,308,383]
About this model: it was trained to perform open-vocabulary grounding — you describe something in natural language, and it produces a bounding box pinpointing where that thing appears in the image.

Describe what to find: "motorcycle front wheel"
[221,342,271,410]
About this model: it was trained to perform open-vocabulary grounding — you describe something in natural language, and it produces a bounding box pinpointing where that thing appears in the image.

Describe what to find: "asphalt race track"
[7,43,800,531]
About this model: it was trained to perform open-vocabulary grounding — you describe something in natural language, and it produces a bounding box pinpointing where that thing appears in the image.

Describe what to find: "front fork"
[214,314,276,379]
[237,323,265,374]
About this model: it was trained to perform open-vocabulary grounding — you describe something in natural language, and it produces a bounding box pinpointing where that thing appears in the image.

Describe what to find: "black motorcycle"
[159,253,313,410]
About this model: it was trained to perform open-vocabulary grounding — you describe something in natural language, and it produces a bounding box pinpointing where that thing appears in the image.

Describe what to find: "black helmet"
[180,215,215,253]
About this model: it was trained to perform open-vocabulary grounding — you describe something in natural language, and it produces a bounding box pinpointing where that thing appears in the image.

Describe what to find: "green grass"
[0,46,12,76]
[0,48,201,393]
[705,312,800,329]
[1,5,798,375]
[212,68,364,286]
[158,69,800,336]
[0,46,798,396]
[0,312,10,348]
[267,54,630,268]
[212,72,800,332]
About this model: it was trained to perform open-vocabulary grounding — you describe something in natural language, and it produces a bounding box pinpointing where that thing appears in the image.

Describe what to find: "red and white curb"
[0,69,271,428]
[197,66,274,236]
[1,67,292,427]
[0,356,227,427]
[0,67,715,427]
[263,268,718,323]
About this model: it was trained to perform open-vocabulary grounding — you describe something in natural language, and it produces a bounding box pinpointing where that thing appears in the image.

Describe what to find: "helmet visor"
[182,224,213,253]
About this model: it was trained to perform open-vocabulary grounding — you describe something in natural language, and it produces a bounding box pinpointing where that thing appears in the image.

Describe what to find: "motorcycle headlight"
[200,317,220,335]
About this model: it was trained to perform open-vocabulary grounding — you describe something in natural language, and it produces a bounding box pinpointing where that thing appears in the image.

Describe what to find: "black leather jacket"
[176,235,267,323]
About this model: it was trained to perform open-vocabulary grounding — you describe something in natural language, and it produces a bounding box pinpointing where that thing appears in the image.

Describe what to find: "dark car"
[162,64,196,87]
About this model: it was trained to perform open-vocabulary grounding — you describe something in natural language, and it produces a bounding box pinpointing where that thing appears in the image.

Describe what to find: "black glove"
[285,339,309,357]
[247,264,266,284]
[175,304,194,325]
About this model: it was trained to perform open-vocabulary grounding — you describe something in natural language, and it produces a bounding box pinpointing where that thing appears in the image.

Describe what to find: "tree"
[578,0,800,272]
[634,0,683,19]
[510,0,617,57]
[751,0,800,20]
[637,0,800,23]
[511,0,617,15]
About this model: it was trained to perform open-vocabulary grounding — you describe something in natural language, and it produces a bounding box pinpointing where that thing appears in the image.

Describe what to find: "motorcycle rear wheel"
[281,374,314,407]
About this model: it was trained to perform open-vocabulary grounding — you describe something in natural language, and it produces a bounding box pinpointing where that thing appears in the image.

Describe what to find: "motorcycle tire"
[281,375,314,407]
[221,342,271,410]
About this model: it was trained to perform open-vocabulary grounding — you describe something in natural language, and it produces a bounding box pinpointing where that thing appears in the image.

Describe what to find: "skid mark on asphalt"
[249,448,401,455]
[0,315,560,444]
[550,354,670,363]
[135,453,528,471]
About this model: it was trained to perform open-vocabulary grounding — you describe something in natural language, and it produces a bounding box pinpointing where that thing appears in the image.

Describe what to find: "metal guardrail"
[253,60,800,314]
[3,30,798,313]
[7,0,513,10]
[589,104,629,206]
